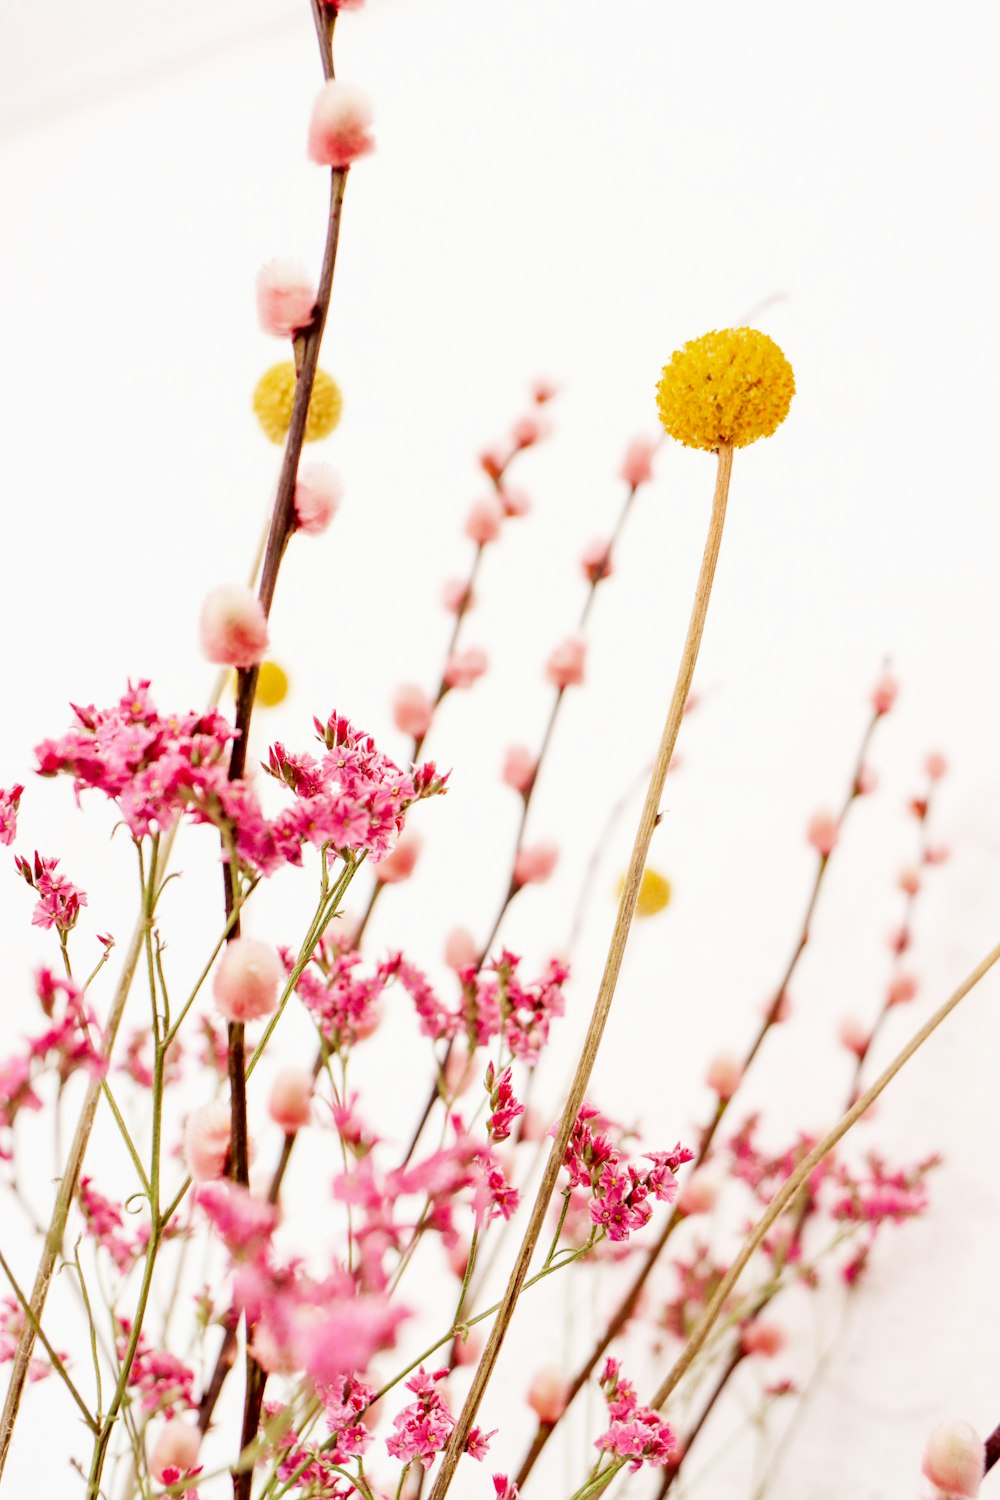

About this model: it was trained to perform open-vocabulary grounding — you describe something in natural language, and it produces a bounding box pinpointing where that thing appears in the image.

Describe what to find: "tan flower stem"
[0,1247,97,1431]
[514,694,885,1488]
[424,445,733,1500]
[576,934,1000,1500]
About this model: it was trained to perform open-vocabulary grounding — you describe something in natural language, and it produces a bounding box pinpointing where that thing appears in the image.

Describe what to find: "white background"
[1,2,999,1497]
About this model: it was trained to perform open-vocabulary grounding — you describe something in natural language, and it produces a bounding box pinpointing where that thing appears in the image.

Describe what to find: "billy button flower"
[655,327,794,452]
[253,361,342,444]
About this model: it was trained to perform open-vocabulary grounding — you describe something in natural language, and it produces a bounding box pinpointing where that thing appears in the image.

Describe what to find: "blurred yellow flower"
[253,362,342,444]
[656,328,794,451]
[618,867,672,917]
[256,660,289,707]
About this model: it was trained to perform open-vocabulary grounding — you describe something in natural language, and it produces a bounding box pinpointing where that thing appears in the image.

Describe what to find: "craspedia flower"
[256,660,289,707]
[655,327,794,451]
[625,867,673,917]
[253,362,342,444]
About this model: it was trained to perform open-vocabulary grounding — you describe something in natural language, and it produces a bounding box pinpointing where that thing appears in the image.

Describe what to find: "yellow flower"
[253,362,342,444]
[655,327,794,452]
[256,660,289,707]
[618,867,672,917]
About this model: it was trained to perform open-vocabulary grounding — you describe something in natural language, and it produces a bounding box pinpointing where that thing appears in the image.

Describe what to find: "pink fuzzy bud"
[898,866,922,896]
[837,1017,869,1058]
[183,1100,231,1183]
[924,844,950,866]
[269,1067,314,1133]
[465,497,504,545]
[621,436,655,488]
[256,258,316,337]
[444,927,478,971]
[806,811,839,857]
[393,683,434,739]
[580,537,612,583]
[545,636,586,690]
[213,937,282,1022]
[706,1052,742,1100]
[199,585,268,669]
[926,751,949,780]
[307,80,375,168]
[677,1171,718,1217]
[479,447,507,481]
[452,1330,483,1367]
[871,672,899,716]
[532,378,557,404]
[922,1420,985,1497]
[250,1323,299,1376]
[511,414,546,448]
[526,1367,569,1425]
[294,463,342,536]
[441,577,473,613]
[854,764,878,796]
[513,843,559,888]
[498,486,531,517]
[502,745,536,793]
[374,829,422,885]
[149,1422,201,1485]
[740,1320,786,1358]
[443,648,488,690]
[887,973,918,1006]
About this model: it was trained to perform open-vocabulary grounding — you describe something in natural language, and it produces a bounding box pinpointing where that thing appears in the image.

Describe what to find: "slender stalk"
[425,446,734,1500]
[0,1248,97,1431]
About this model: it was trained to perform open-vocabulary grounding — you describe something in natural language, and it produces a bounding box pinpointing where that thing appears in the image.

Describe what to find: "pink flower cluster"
[0,784,23,845]
[0,969,104,1157]
[285,938,388,1051]
[385,1365,494,1468]
[270,1375,374,1491]
[563,1107,692,1244]
[116,1320,197,1416]
[594,1358,677,1472]
[78,1177,143,1274]
[485,1063,524,1143]
[14,851,87,935]
[0,1298,64,1383]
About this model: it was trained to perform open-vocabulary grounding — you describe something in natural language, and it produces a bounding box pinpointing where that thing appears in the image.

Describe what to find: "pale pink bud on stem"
[269,1068,314,1133]
[149,1422,201,1484]
[926,751,949,780]
[871,671,899,716]
[545,636,586,689]
[444,928,477,972]
[854,764,878,795]
[677,1171,718,1216]
[443,648,487,690]
[479,447,508,481]
[464,497,504,545]
[838,1017,869,1058]
[511,414,547,448]
[498,485,531,517]
[513,843,559,888]
[213,937,282,1022]
[393,684,433,739]
[922,1420,985,1497]
[924,844,950,866]
[706,1052,743,1101]
[531,378,557,404]
[183,1100,231,1183]
[502,745,536,794]
[887,973,918,1006]
[898,866,922,896]
[452,1330,483,1367]
[441,578,473,614]
[620,436,655,488]
[580,537,612,583]
[374,829,422,885]
[740,1320,786,1358]
[526,1367,569,1425]
[307,80,375,167]
[256,258,317,337]
[200,585,269,668]
[806,811,839,857]
[294,463,342,536]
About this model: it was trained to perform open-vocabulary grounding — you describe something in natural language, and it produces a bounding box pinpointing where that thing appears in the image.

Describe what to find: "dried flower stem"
[426,445,733,1500]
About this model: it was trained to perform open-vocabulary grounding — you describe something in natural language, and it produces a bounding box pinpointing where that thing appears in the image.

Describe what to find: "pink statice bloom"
[596,1358,675,1471]
[78,1177,141,1274]
[308,80,375,168]
[493,1478,521,1500]
[15,852,87,935]
[485,1063,524,1143]
[0,784,23,846]
[385,1366,455,1468]
[197,1181,278,1262]
[117,1320,196,1416]
[563,1108,690,1244]
[443,647,488,690]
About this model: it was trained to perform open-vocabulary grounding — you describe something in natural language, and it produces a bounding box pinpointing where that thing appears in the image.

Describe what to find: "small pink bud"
[898,866,922,896]
[497,485,531,517]
[926,751,949,780]
[465,497,504,545]
[200,585,268,669]
[294,463,342,536]
[256,258,316,337]
[761,988,792,1024]
[620,436,655,488]
[532,378,557,404]
[806,811,839,857]
[545,636,586,689]
[511,414,546,448]
[921,1420,985,1497]
[924,844,950,866]
[837,1017,869,1058]
[307,80,375,168]
[268,1067,313,1133]
[452,1330,483,1366]
[526,1367,569,1425]
[889,926,911,955]
[502,745,536,794]
[441,577,473,613]
[479,446,507,481]
[854,764,878,796]
[887,973,918,1006]
[183,1100,231,1183]
[580,537,612,583]
[513,843,559,888]
[444,928,477,971]
[374,829,422,885]
[677,1171,718,1216]
[871,672,899,716]
[443,648,488,690]
[149,1422,201,1484]
[740,1321,786,1358]
[213,937,282,1022]
[706,1052,742,1100]
[392,683,434,739]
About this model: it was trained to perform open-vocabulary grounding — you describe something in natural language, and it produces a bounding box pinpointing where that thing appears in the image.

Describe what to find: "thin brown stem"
[426,446,733,1500]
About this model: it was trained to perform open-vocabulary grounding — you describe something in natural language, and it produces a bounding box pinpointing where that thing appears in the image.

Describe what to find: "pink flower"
[199,585,268,669]
[148,1422,201,1485]
[620,436,655,488]
[16,852,87,935]
[308,80,375,168]
[806,811,839,857]
[705,1052,742,1100]
[513,843,558,888]
[501,745,536,794]
[294,462,342,536]
[392,683,433,739]
[871,671,899,716]
[256,258,316,337]
[926,751,949,780]
[183,1100,232,1183]
[580,537,612,583]
[0,785,23,847]
[527,1367,569,1424]
[922,1420,985,1497]
[465,497,504,545]
[213,937,282,1022]
[741,1320,786,1358]
[268,1068,313,1133]
[443,647,487,690]
[887,973,918,1006]
[374,828,422,884]
[545,636,586,689]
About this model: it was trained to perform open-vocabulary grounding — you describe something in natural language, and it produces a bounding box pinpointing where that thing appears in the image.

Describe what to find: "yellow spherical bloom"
[256,660,289,707]
[253,362,342,444]
[655,327,794,452]
[618,867,672,917]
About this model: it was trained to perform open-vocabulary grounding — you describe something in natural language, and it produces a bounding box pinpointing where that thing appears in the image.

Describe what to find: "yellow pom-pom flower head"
[656,327,794,452]
[617,867,672,917]
[256,660,289,707]
[253,362,342,444]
